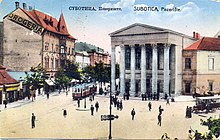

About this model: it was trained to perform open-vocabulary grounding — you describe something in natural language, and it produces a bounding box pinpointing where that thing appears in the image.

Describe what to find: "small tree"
[55,68,71,90]
[23,65,47,97]
[201,117,220,138]
[64,60,82,80]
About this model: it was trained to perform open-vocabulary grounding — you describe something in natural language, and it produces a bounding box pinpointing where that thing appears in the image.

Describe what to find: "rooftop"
[15,8,76,40]
[184,37,220,51]
[0,65,18,85]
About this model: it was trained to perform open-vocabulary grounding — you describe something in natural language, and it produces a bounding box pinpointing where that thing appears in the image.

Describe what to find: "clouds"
[101,0,135,9]
[212,0,220,2]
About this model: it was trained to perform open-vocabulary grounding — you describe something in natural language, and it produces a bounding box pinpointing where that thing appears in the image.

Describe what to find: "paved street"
[0,91,219,139]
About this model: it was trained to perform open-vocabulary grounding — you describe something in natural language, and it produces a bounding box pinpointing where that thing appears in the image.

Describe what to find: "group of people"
[90,101,100,116]
[186,106,192,118]
[111,95,123,111]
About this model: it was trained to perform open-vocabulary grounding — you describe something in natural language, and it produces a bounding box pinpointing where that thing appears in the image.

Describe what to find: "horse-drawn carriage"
[192,96,220,113]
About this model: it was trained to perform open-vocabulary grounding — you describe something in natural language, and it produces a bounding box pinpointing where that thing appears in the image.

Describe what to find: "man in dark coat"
[90,105,94,116]
[31,113,36,128]
[148,102,152,111]
[159,105,164,115]
[77,98,80,108]
[95,101,99,112]
[63,109,67,118]
[158,114,162,126]
[131,108,136,120]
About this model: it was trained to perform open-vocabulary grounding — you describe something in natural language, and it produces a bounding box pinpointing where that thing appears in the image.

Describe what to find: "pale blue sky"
[1,0,220,53]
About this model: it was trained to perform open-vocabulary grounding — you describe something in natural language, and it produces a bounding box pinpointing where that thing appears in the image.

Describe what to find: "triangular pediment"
[110,23,166,36]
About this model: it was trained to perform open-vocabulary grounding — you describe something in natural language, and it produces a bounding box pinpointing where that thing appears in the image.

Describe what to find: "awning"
[45,78,55,86]
[71,79,80,83]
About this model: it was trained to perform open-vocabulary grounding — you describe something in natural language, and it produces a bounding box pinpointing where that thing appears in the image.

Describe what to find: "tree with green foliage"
[200,117,220,139]
[64,60,82,80]
[23,65,47,98]
[55,68,71,90]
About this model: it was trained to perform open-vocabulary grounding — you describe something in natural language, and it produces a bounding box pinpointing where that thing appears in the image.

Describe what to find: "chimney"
[15,2,19,9]
[23,3,27,10]
[196,33,198,39]
[193,32,196,38]
[29,6,33,11]
[197,33,200,40]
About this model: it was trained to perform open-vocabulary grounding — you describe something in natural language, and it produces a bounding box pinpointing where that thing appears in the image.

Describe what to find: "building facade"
[1,2,76,77]
[110,23,195,97]
[182,37,220,95]
[75,51,90,68]
[0,65,20,104]
[74,42,110,67]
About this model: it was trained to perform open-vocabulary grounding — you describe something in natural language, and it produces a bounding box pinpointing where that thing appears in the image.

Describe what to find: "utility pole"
[109,86,112,139]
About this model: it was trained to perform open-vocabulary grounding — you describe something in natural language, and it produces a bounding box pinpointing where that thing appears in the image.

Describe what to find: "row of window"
[44,43,73,54]
[125,47,171,70]
[185,57,214,70]
[44,58,59,69]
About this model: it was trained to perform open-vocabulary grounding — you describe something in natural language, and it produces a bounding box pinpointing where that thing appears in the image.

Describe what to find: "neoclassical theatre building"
[110,23,196,97]
[0,2,76,77]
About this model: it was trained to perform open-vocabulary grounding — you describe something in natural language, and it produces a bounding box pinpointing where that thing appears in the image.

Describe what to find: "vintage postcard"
[0,0,220,139]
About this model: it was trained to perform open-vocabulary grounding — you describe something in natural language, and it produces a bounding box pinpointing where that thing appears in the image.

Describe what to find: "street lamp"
[84,92,86,108]
[109,84,112,140]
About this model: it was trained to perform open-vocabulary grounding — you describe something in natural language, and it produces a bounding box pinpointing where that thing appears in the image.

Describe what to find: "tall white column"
[141,45,146,95]
[130,45,136,97]
[111,46,116,93]
[120,45,125,96]
[152,44,158,95]
[164,44,170,96]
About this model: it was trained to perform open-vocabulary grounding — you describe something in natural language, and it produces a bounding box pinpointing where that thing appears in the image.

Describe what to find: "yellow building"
[182,37,220,95]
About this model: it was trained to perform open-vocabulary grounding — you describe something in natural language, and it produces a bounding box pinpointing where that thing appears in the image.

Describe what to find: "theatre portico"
[110,23,195,97]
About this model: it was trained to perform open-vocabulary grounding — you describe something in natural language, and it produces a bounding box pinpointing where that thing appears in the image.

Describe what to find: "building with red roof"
[0,2,76,77]
[0,65,20,104]
[182,37,220,95]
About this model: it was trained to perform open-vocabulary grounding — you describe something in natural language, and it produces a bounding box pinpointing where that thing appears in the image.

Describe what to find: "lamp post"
[109,84,112,140]
[84,95,86,108]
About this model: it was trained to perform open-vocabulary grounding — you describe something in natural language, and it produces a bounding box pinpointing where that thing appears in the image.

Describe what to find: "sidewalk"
[96,94,196,102]
[0,90,66,111]
[0,92,196,112]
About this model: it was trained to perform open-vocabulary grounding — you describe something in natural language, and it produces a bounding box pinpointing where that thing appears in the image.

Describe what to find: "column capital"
[139,44,145,47]
[164,43,171,48]
[151,43,157,48]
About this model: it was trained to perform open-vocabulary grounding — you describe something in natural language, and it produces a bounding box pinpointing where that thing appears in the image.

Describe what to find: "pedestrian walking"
[46,93,49,99]
[3,100,7,108]
[116,100,120,110]
[189,107,192,118]
[31,113,36,128]
[131,108,136,120]
[148,102,152,111]
[119,100,123,111]
[159,105,164,115]
[188,130,193,140]
[63,109,67,118]
[158,114,162,126]
[77,98,80,108]
[95,101,99,112]
[90,105,94,116]
[166,98,170,105]
[186,106,190,118]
